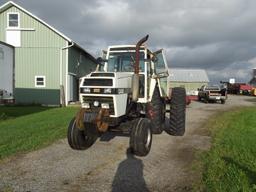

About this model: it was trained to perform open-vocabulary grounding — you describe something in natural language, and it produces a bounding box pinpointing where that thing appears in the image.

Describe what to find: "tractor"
[67,35,186,156]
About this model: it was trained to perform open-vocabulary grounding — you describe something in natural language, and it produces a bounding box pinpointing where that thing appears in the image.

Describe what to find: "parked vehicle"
[0,89,14,104]
[220,81,253,95]
[239,84,254,95]
[251,88,256,96]
[67,35,186,156]
[198,85,227,104]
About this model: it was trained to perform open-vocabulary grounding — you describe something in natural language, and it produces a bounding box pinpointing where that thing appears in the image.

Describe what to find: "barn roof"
[0,1,72,42]
[0,41,14,48]
[168,68,209,83]
[0,1,97,63]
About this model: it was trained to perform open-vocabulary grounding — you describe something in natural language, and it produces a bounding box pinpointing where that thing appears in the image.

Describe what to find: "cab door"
[154,49,169,97]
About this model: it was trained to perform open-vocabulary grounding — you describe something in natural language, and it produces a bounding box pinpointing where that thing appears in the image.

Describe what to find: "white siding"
[0,42,14,97]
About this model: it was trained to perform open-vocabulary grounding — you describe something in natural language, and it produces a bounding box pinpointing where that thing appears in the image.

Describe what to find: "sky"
[1,0,256,83]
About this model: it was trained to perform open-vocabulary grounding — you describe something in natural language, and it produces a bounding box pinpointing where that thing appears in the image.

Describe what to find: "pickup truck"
[198,85,227,104]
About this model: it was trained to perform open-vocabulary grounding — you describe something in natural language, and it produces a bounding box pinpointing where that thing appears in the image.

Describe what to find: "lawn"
[199,107,256,192]
[0,106,79,160]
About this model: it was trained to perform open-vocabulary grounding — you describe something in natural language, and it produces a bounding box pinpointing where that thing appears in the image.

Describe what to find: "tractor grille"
[83,79,113,86]
[82,96,114,115]
[91,73,114,77]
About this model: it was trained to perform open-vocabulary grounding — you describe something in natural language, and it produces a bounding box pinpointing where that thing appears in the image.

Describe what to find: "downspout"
[132,35,149,101]
[60,41,74,106]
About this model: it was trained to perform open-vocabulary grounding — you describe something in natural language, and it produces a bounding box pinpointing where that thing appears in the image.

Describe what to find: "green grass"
[200,107,256,192]
[0,106,79,160]
[0,106,50,121]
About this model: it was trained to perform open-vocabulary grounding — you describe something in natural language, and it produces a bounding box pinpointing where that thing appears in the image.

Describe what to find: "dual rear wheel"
[146,88,165,134]
[165,87,186,136]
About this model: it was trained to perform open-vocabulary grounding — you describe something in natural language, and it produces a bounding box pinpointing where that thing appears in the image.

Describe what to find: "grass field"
[199,107,256,192]
[0,106,79,160]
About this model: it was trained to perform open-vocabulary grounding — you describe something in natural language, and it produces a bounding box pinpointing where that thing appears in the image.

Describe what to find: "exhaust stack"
[132,35,149,102]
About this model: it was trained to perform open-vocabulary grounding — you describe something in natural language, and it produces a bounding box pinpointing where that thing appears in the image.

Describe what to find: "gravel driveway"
[0,95,255,192]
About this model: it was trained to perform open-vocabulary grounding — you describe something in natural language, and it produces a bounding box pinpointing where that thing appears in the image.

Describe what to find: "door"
[68,74,78,102]
[154,49,169,97]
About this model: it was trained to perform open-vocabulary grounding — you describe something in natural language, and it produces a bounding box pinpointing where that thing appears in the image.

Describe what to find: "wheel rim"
[70,120,76,146]
[145,127,151,149]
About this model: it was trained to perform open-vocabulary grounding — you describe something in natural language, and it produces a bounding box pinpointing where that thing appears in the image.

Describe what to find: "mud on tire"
[67,118,98,150]
[166,87,186,136]
[146,88,165,134]
[130,118,152,157]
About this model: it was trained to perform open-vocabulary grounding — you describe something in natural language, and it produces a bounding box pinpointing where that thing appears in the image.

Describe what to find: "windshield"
[106,52,145,72]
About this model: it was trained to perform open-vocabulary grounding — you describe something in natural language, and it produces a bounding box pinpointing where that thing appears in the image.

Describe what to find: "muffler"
[132,35,149,102]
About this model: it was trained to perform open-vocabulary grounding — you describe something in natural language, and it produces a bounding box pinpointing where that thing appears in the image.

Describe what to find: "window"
[107,52,145,72]
[35,76,46,87]
[7,13,19,28]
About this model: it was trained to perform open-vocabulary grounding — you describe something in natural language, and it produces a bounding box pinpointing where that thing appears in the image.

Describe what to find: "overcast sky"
[1,0,256,83]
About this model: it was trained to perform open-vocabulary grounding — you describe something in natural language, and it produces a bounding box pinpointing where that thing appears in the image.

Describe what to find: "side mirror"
[152,56,158,62]
[96,57,107,64]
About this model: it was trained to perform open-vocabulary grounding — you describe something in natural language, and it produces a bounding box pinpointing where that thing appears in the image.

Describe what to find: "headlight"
[93,101,100,107]
[101,103,109,109]
[81,88,90,93]
[104,88,112,94]
[82,103,90,108]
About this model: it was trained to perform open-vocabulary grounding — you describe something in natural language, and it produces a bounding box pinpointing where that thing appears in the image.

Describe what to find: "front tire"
[146,88,165,134]
[130,118,152,157]
[166,87,186,136]
[67,118,98,150]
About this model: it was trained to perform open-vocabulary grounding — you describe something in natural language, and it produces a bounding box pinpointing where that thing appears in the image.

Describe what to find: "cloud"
[1,0,256,83]
[169,42,256,69]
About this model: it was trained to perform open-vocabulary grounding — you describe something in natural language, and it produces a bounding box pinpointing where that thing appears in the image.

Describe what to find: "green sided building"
[168,68,209,95]
[0,1,97,106]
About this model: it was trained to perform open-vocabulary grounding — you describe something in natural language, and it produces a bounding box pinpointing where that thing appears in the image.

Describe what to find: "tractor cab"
[95,45,169,102]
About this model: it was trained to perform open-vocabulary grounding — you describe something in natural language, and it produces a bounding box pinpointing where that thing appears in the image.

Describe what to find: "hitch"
[75,108,110,132]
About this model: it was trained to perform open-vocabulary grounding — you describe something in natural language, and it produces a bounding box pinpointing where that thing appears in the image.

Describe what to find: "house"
[0,41,14,102]
[0,1,97,105]
[168,68,209,95]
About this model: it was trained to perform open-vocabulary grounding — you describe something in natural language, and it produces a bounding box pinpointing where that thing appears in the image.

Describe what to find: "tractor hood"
[80,72,133,88]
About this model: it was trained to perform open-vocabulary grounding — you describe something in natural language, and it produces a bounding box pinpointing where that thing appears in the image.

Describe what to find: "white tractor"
[67,35,186,156]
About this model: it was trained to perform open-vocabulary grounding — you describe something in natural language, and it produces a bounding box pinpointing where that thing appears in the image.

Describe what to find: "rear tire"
[221,99,225,104]
[166,87,186,136]
[67,118,98,150]
[130,118,152,157]
[146,88,165,134]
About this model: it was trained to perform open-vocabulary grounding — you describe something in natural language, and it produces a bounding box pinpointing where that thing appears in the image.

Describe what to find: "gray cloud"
[1,0,256,83]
